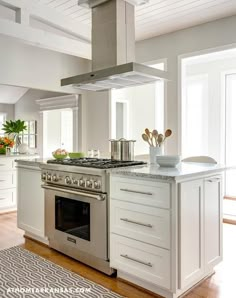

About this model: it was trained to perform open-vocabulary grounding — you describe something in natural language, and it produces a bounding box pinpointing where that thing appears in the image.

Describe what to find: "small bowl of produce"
[68,152,85,159]
[156,155,181,168]
[52,149,68,159]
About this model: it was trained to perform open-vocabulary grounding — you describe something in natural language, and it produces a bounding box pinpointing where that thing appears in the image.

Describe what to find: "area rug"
[0,246,123,297]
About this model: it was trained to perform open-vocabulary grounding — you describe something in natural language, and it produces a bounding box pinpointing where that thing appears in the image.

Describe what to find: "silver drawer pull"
[0,180,6,182]
[206,178,221,183]
[120,188,153,196]
[120,218,153,228]
[0,198,7,200]
[0,164,6,166]
[120,254,152,267]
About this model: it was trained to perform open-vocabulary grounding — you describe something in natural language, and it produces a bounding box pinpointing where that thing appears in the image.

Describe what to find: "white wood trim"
[0,18,91,59]
[36,94,79,111]
[0,0,91,42]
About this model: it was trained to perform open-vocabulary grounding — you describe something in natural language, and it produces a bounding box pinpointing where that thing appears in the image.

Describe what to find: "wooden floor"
[1,212,236,298]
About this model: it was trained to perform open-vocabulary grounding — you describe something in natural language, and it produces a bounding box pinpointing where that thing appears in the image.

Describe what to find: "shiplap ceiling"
[38,0,236,40]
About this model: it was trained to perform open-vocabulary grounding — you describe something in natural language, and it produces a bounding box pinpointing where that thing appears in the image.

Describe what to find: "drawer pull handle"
[206,178,221,183]
[120,254,152,267]
[0,198,7,200]
[120,188,153,196]
[120,218,153,228]
[0,180,6,182]
[0,164,6,166]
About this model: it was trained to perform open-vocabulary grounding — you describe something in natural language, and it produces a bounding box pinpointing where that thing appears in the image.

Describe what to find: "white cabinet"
[110,173,223,298]
[17,163,48,244]
[110,176,171,290]
[0,157,16,213]
[179,179,204,289]
[204,176,222,273]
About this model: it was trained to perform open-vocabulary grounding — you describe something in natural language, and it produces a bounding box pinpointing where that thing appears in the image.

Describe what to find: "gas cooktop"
[47,158,146,169]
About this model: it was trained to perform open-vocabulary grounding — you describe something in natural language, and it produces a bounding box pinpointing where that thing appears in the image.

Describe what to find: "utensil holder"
[149,146,163,164]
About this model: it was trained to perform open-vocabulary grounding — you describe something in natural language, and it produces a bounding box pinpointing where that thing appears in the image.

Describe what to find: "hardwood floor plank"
[0,212,236,298]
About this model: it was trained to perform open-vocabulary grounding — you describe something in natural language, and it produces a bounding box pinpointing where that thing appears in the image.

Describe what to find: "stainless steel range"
[40,158,145,275]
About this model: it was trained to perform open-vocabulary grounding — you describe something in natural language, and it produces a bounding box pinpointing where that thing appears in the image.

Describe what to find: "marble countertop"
[15,158,47,166]
[0,153,39,159]
[109,162,226,181]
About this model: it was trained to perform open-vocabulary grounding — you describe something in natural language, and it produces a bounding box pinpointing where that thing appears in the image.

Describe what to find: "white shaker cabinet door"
[179,179,204,289]
[17,166,45,238]
[204,176,223,273]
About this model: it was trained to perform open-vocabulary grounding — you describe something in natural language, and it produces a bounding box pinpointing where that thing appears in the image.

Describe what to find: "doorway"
[181,48,236,223]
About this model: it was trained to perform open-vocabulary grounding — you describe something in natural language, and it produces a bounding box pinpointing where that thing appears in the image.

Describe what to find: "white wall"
[0,35,90,93]
[136,15,236,155]
[0,103,14,120]
[83,91,111,156]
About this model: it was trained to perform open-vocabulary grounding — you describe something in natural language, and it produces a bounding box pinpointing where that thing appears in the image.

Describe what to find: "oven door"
[43,185,107,260]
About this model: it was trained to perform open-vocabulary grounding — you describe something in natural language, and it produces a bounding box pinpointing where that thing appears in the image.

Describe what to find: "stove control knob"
[47,173,52,181]
[52,175,58,182]
[65,176,72,185]
[94,181,101,189]
[79,179,85,187]
[86,179,93,188]
[72,178,78,185]
[41,173,46,181]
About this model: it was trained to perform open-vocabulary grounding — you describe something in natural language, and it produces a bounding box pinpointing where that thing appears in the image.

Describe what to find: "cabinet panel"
[111,177,170,209]
[0,158,14,170]
[111,199,170,249]
[179,179,204,289]
[17,167,45,238]
[110,234,170,289]
[204,176,222,272]
[0,171,16,189]
[0,189,16,209]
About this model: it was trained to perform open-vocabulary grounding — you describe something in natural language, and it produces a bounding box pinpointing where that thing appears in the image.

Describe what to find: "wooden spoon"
[144,128,153,146]
[157,134,164,147]
[142,133,152,146]
[165,129,172,138]
[152,129,158,147]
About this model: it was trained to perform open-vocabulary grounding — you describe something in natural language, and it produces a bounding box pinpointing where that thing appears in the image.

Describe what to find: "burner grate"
[47,158,146,169]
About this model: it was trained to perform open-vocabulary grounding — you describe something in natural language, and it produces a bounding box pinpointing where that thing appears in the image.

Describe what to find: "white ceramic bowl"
[156,155,181,167]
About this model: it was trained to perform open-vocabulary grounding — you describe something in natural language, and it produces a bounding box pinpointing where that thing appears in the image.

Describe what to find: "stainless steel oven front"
[43,184,113,275]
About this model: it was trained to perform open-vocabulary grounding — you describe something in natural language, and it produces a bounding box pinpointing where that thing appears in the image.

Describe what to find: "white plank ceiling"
[38,0,236,41]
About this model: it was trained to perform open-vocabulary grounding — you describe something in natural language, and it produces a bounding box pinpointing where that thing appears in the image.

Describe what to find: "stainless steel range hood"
[61,0,168,91]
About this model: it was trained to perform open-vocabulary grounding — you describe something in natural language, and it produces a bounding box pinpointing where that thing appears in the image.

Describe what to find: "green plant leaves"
[2,120,27,134]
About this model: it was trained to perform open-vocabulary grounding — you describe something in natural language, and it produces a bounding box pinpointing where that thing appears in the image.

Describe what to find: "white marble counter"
[15,158,47,167]
[110,162,226,181]
[0,153,39,159]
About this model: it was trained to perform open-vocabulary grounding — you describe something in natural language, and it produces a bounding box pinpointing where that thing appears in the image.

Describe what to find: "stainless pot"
[110,138,136,161]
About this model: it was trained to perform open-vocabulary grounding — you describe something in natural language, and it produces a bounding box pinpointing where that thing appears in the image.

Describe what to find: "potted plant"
[2,120,27,152]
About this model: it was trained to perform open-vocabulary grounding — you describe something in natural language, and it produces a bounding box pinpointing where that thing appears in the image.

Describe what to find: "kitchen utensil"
[157,134,164,147]
[164,129,172,139]
[144,128,153,146]
[142,133,152,146]
[152,129,158,147]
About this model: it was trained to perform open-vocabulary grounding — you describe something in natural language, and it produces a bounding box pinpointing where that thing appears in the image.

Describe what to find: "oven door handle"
[41,184,106,201]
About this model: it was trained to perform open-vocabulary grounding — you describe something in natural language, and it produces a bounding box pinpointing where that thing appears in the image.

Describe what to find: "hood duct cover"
[61,0,168,91]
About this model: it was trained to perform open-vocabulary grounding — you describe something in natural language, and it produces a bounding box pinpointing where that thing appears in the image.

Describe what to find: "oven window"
[55,196,90,241]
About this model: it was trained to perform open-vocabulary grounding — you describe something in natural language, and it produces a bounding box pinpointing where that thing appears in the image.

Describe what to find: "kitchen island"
[109,162,225,298]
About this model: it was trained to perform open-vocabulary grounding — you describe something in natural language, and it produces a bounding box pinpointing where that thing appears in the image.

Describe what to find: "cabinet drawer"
[0,158,14,170]
[0,189,16,209]
[110,177,170,209]
[110,234,170,289]
[111,200,170,249]
[0,171,16,189]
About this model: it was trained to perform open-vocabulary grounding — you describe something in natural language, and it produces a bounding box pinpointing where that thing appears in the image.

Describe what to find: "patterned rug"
[0,246,123,297]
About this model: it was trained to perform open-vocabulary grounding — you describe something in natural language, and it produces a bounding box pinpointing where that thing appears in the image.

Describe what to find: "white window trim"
[36,95,80,157]
[111,97,129,139]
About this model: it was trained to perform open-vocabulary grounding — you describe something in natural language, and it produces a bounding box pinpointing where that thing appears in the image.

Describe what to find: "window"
[0,113,6,136]
[182,75,209,158]
[19,121,37,148]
